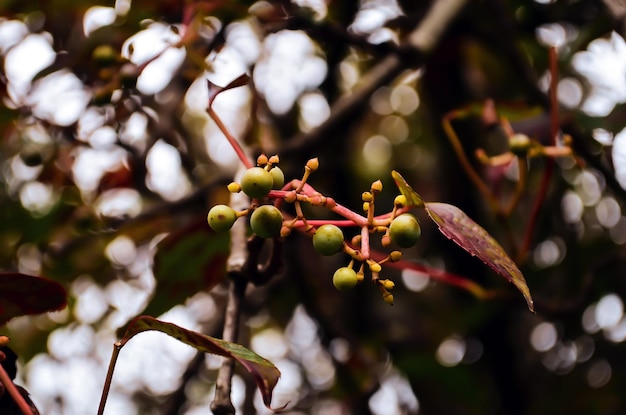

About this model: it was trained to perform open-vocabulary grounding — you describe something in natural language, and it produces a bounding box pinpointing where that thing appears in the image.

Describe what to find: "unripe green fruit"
[333,267,358,291]
[250,205,283,238]
[241,167,273,198]
[389,213,421,248]
[207,205,237,232]
[313,224,344,256]
[270,166,285,189]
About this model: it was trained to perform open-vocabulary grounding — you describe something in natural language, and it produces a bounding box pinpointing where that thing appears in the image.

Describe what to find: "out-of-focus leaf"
[119,316,282,409]
[0,273,67,326]
[425,202,534,312]
[391,170,424,207]
[146,219,229,317]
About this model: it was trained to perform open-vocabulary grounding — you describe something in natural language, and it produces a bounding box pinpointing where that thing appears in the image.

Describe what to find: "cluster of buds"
[207,155,422,304]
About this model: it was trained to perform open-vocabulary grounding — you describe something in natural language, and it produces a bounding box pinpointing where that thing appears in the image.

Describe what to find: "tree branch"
[210,172,250,415]
[281,0,471,156]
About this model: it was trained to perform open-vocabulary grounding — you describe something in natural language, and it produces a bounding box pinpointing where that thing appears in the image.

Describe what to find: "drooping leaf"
[391,170,424,207]
[119,316,282,409]
[146,219,229,317]
[0,273,67,326]
[425,202,534,312]
[207,74,250,107]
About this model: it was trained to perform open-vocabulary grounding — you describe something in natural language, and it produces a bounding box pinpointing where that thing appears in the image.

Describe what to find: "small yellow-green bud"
[371,180,383,193]
[268,154,280,165]
[383,292,394,305]
[509,134,532,156]
[381,234,391,247]
[381,279,395,290]
[369,262,382,273]
[227,182,241,193]
[362,192,373,202]
[257,154,268,165]
[394,195,407,207]
[389,251,403,262]
[306,158,319,171]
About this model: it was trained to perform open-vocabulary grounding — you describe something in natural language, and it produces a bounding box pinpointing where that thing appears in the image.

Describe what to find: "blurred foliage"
[1,0,626,414]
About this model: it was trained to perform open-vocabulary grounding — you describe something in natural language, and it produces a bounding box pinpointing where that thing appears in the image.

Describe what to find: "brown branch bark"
[281,0,471,156]
[210,174,250,415]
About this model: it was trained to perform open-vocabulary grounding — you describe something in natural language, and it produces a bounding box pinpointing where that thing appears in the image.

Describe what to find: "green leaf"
[425,202,534,312]
[146,219,229,317]
[391,170,424,207]
[0,273,67,326]
[119,316,282,409]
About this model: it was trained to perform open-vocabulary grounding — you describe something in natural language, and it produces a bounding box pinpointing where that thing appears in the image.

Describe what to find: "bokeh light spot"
[587,359,611,388]
[595,293,623,329]
[531,322,558,352]
[436,336,466,367]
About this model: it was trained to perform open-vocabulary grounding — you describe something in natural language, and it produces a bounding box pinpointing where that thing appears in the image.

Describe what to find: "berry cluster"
[207,155,423,304]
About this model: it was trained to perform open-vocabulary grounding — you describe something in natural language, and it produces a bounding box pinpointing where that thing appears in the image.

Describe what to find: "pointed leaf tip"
[207,74,250,107]
[425,202,534,312]
[391,171,424,207]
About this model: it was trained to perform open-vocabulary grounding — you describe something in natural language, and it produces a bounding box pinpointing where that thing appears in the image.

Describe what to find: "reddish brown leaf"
[425,202,534,312]
[119,316,282,409]
[207,74,250,107]
[0,273,67,326]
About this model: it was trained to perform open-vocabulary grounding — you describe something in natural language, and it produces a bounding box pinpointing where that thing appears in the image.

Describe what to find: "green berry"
[270,166,285,189]
[332,267,358,291]
[207,205,237,232]
[389,213,421,248]
[241,167,273,198]
[250,205,283,238]
[313,224,344,256]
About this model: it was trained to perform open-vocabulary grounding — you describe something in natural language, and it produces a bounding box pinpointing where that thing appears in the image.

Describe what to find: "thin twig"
[97,343,122,415]
[442,113,500,211]
[210,278,246,415]
[503,156,528,217]
[518,47,559,262]
[0,364,34,415]
[210,169,250,415]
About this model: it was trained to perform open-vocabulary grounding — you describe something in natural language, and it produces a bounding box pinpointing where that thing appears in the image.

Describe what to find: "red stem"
[269,185,409,228]
[207,107,253,169]
[0,363,34,415]
[368,249,490,298]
